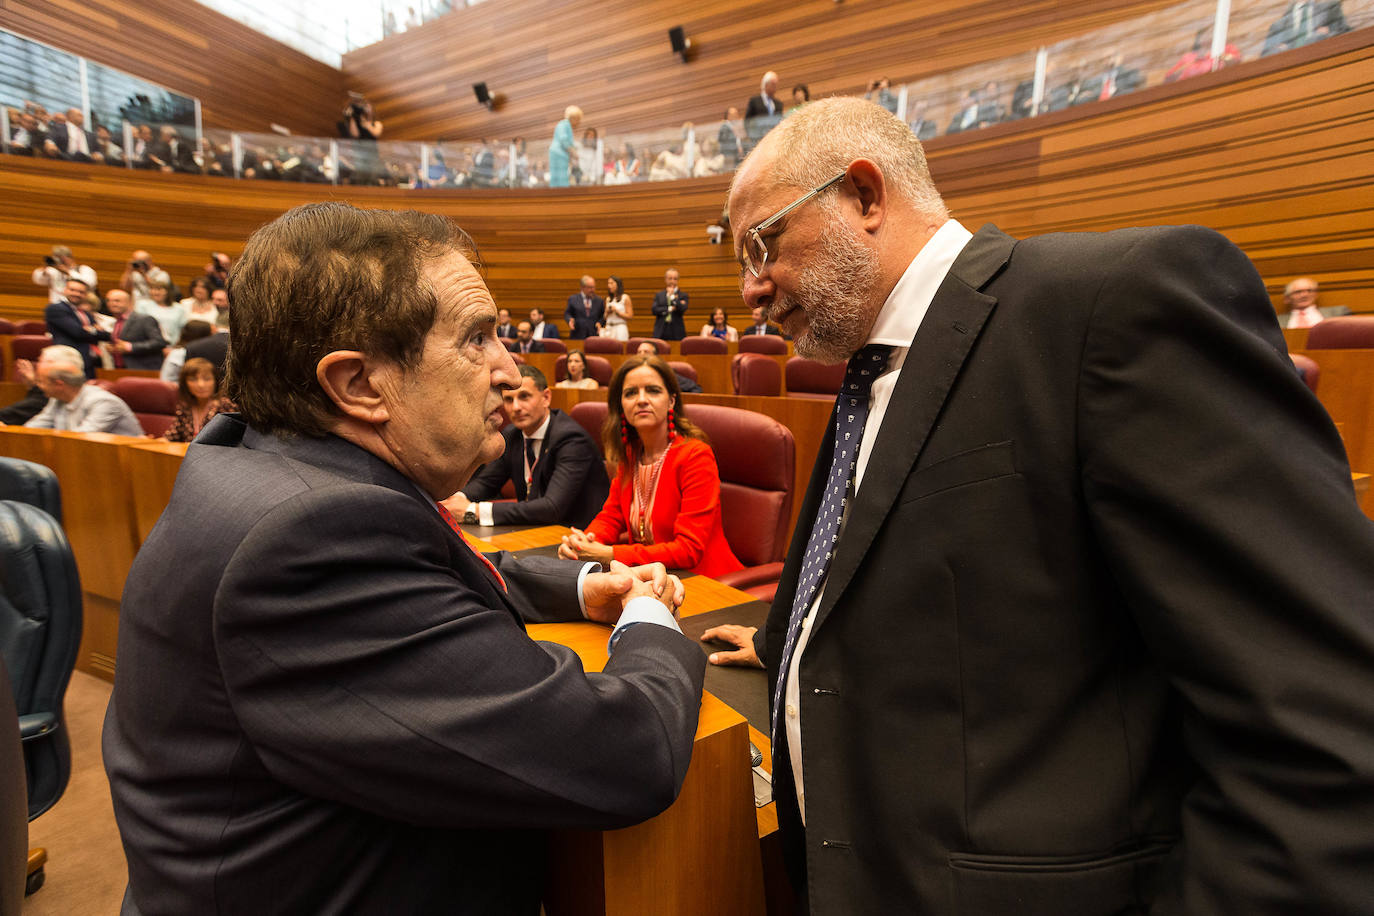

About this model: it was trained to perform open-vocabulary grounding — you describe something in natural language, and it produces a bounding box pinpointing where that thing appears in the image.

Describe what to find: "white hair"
[39,345,86,384]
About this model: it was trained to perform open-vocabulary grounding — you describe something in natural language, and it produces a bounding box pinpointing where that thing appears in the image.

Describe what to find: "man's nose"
[740,270,774,312]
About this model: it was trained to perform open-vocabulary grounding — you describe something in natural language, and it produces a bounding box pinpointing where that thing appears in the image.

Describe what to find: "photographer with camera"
[32,245,97,304]
[337,94,383,142]
[119,249,172,313]
[337,94,384,186]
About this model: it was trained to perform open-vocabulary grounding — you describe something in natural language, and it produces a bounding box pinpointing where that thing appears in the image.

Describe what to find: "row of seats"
[539,351,844,398]
[510,335,790,356]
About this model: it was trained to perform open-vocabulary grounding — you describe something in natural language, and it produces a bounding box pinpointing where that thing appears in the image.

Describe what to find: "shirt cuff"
[574,561,601,617]
[608,595,681,653]
[477,501,494,526]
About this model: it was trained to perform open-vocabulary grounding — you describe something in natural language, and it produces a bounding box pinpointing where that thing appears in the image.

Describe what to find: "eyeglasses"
[740,171,846,278]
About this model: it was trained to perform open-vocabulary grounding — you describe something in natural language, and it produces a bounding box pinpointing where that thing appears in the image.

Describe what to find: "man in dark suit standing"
[564,275,605,340]
[106,289,167,370]
[650,268,688,341]
[514,320,545,354]
[448,365,609,528]
[744,70,783,152]
[44,276,109,378]
[716,96,1374,914]
[103,202,705,914]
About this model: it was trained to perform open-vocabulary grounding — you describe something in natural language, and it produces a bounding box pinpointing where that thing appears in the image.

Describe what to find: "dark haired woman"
[164,357,234,442]
[699,307,738,342]
[559,355,741,575]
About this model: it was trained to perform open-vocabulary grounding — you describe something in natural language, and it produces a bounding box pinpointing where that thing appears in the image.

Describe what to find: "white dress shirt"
[32,264,98,303]
[784,218,973,823]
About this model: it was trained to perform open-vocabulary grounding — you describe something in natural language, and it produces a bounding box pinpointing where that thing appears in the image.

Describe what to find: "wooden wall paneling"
[1293,348,1374,486]
[1,0,346,135]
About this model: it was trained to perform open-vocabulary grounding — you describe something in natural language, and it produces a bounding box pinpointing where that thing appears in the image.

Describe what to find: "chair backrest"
[14,323,47,337]
[686,404,795,567]
[738,334,787,354]
[555,354,612,385]
[569,400,608,444]
[583,337,624,354]
[667,361,698,384]
[732,353,782,396]
[785,356,845,399]
[0,653,25,915]
[111,377,177,436]
[1305,315,1374,348]
[627,337,669,355]
[0,501,81,820]
[0,319,15,334]
[540,338,568,355]
[0,460,61,526]
[8,337,49,384]
[1289,353,1320,393]
[680,336,727,355]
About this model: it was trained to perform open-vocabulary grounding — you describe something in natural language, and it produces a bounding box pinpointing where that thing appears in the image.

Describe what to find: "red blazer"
[587,436,742,577]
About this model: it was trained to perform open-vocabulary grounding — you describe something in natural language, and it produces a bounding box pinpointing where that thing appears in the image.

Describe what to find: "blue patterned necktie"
[772,343,894,744]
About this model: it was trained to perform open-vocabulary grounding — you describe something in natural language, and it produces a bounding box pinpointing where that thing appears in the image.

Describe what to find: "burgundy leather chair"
[0,318,16,334]
[731,353,782,396]
[554,354,612,385]
[540,338,568,355]
[1305,316,1374,348]
[738,335,786,355]
[680,337,727,355]
[626,337,669,355]
[1288,353,1320,393]
[14,323,47,337]
[785,357,845,400]
[111,377,177,436]
[583,337,624,354]
[667,361,698,385]
[567,401,794,601]
[8,337,49,384]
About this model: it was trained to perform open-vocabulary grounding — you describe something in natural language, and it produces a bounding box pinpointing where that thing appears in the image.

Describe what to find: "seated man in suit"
[106,289,167,370]
[42,107,95,161]
[514,320,545,354]
[103,202,706,915]
[24,345,143,436]
[743,305,782,336]
[1280,276,1351,327]
[564,275,605,339]
[528,307,560,339]
[44,275,110,378]
[445,365,609,528]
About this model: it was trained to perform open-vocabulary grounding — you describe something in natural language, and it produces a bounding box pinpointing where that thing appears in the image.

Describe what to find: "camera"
[44,255,57,267]
[131,260,149,272]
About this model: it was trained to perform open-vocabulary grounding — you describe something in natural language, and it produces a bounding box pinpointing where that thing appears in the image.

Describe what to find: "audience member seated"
[742,304,782,337]
[1280,276,1350,327]
[161,320,215,383]
[699,307,739,342]
[164,358,234,443]
[43,107,95,161]
[24,345,143,436]
[179,278,219,328]
[557,350,601,389]
[1263,0,1350,56]
[148,125,198,174]
[7,109,42,155]
[634,341,702,392]
[93,124,124,165]
[0,359,48,426]
[44,275,109,378]
[32,244,97,303]
[604,142,640,185]
[529,307,560,339]
[692,137,726,177]
[514,320,545,354]
[446,365,610,527]
[1165,28,1242,82]
[107,289,168,370]
[559,355,741,576]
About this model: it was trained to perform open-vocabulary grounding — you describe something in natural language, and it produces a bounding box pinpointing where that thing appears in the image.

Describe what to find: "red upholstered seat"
[554,354,612,385]
[1305,316,1374,348]
[680,337,727,355]
[738,335,786,354]
[111,377,178,436]
[626,337,669,354]
[0,319,16,334]
[785,356,845,400]
[540,338,568,354]
[9,336,49,383]
[731,353,781,396]
[15,321,48,336]
[1288,353,1320,393]
[667,361,697,384]
[583,337,624,354]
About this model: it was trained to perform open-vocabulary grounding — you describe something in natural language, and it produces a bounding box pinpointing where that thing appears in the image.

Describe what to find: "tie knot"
[842,344,894,398]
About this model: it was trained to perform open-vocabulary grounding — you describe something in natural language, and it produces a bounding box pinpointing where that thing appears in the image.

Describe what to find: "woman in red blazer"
[559,355,742,577]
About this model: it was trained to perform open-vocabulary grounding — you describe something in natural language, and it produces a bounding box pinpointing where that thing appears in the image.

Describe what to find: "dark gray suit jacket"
[115,312,167,370]
[104,416,704,914]
[764,224,1374,914]
[462,409,610,527]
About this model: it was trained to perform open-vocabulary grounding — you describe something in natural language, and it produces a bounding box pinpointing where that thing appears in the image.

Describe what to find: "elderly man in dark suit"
[564,274,605,339]
[43,107,96,161]
[103,203,705,915]
[713,96,1374,915]
[106,289,167,371]
[650,268,689,341]
[447,365,609,528]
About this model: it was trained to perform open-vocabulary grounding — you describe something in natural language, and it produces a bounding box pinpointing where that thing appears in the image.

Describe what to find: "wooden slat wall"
[342,0,1180,142]
[0,0,346,135]
[2,33,1370,326]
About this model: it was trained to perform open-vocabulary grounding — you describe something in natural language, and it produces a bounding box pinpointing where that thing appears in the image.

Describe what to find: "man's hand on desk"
[701,625,764,668]
[583,560,684,624]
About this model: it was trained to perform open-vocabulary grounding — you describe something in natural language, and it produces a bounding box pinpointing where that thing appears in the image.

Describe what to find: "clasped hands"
[559,526,614,563]
[582,560,684,625]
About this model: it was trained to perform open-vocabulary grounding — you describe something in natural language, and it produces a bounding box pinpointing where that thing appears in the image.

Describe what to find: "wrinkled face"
[730,153,882,363]
[566,352,586,378]
[621,366,674,439]
[369,251,519,499]
[106,290,131,317]
[64,279,89,307]
[503,375,551,434]
[186,368,216,402]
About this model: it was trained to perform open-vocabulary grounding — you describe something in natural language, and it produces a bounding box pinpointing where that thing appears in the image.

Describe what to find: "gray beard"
[774,214,882,364]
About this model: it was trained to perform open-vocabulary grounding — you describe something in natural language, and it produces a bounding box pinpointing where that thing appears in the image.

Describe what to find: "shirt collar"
[526,412,552,442]
[865,218,973,350]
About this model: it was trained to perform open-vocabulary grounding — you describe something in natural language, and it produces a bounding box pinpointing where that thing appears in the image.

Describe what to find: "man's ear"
[316,350,389,424]
[845,158,887,233]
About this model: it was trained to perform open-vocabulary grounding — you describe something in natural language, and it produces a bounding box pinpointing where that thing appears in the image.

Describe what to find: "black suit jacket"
[115,312,167,370]
[743,323,782,336]
[515,339,545,354]
[45,121,96,161]
[184,332,228,377]
[651,289,688,340]
[462,409,610,527]
[44,301,110,377]
[744,95,782,143]
[764,224,1374,914]
[104,416,704,915]
[564,293,605,340]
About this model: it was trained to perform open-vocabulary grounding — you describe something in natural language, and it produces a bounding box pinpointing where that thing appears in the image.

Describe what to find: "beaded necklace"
[633,442,671,544]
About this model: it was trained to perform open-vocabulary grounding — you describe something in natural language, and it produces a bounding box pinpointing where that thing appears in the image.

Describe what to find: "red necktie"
[434,502,507,592]
[112,317,126,368]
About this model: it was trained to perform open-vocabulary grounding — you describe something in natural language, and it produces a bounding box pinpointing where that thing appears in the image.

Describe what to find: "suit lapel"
[810,225,1014,635]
